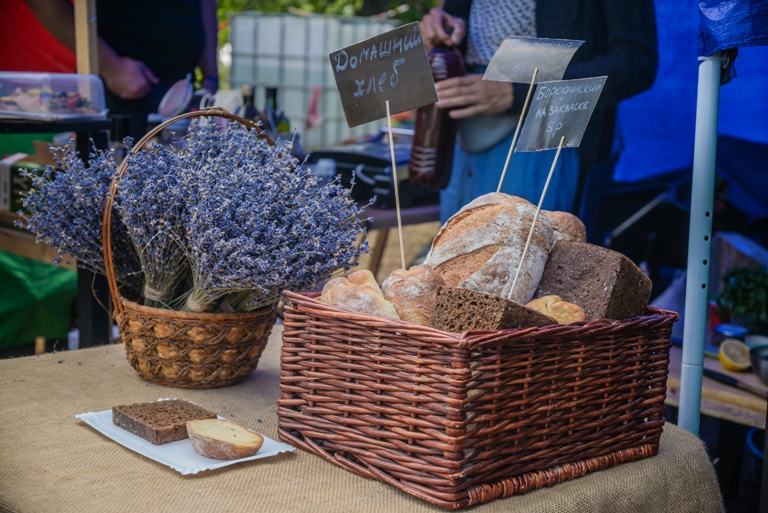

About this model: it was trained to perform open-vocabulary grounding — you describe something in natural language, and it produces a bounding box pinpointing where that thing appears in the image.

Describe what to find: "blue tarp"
[698,0,768,56]
[614,0,768,184]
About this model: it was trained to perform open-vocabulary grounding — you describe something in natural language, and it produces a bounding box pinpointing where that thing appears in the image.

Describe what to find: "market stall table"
[666,344,767,430]
[0,324,723,513]
[666,344,767,503]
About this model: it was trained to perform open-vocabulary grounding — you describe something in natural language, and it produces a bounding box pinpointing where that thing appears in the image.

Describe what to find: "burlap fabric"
[0,324,723,513]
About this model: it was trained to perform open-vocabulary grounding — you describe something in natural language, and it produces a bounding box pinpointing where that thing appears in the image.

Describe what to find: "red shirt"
[0,0,76,72]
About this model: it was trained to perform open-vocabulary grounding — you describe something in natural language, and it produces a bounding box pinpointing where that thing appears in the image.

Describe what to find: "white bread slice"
[187,419,264,460]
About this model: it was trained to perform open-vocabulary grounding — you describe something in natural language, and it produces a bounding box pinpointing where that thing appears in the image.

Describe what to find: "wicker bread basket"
[278,290,677,509]
[102,108,277,388]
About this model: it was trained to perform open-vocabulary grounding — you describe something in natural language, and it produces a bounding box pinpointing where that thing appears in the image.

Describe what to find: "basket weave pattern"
[102,108,278,388]
[119,299,276,388]
[278,291,677,509]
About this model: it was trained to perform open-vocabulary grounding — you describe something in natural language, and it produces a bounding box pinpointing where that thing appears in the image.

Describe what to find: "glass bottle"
[238,84,259,123]
[409,45,465,190]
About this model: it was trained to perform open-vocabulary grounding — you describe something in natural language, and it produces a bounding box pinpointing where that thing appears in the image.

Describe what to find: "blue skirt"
[439,132,580,224]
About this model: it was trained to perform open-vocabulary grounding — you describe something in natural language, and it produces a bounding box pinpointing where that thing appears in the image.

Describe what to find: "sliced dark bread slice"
[112,399,217,445]
[430,286,557,333]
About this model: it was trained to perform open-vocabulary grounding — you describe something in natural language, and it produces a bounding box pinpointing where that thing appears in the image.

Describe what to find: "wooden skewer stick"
[496,67,539,193]
[385,100,406,271]
[508,135,566,300]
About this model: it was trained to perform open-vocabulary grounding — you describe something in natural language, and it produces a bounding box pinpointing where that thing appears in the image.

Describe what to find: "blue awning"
[698,0,768,56]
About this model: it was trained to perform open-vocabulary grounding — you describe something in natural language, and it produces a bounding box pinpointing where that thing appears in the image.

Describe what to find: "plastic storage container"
[712,323,748,346]
[229,13,395,151]
[0,72,107,121]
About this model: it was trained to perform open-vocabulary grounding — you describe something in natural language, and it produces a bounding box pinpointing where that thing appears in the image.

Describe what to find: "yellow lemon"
[718,339,751,372]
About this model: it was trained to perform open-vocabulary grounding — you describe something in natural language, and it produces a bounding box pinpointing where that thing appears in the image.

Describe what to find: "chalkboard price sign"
[483,36,584,85]
[329,22,438,128]
[516,76,607,152]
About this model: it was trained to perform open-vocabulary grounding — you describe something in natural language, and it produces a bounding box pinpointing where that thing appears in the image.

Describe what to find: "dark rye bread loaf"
[534,240,652,321]
[430,286,557,333]
[112,399,217,445]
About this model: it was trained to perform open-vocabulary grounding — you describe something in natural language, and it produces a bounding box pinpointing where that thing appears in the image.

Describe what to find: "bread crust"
[425,193,553,303]
[381,265,445,325]
[526,295,587,324]
[112,400,216,445]
[534,241,652,321]
[187,419,264,460]
[430,286,557,333]
[542,210,587,243]
[320,270,400,319]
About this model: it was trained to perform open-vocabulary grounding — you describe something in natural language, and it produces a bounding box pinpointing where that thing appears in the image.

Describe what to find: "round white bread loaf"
[542,210,587,243]
[320,270,400,320]
[424,193,553,303]
[381,265,446,326]
[187,419,264,460]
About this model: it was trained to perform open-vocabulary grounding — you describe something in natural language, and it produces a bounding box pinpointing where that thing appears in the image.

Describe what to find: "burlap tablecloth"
[0,323,723,513]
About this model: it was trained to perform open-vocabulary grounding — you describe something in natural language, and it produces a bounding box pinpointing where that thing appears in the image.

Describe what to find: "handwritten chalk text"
[332,28,422,74]
[536,82,603,100]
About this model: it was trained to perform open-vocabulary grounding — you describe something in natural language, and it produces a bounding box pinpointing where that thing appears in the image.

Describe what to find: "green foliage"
[215,0,437,88]
[217,0,437,41]
[716,266,768,323]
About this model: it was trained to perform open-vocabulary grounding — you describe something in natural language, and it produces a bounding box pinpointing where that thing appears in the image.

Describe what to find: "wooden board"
[0,224,76,271]
[74,0,98,75]
[667,344,767,429]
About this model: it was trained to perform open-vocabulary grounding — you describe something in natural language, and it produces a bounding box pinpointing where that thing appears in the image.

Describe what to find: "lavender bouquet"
[115,141,189,308]
[19,119,369,316]
[17,144,143,294]
[179,121,369,313]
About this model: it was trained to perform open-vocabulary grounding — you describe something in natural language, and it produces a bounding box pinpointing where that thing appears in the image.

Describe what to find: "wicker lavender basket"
[278,290,677,509]
[102,108,277,388]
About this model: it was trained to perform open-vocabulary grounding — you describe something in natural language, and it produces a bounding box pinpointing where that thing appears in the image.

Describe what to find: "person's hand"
[420,8,466,51]
[101,56,159,100]
[435,75,514,119]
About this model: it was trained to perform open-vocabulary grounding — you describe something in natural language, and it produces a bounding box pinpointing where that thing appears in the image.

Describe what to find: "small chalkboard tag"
[516,76,607,152]
[483,37,584,84]
[329,22,437,128]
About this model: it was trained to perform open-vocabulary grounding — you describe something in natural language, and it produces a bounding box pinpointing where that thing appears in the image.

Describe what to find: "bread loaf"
[320,270,400,320]
[542,210,587,243]
[381,265,445,325]
[534,240,653,321]
[424,193,553,303]
[187,419,264,460]
[112,400,216,445]
[430,286,557,333]
[526,295,587,324]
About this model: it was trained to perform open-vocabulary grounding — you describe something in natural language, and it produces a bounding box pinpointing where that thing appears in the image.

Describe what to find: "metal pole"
[678,52,723,435]
[761,404,768,513]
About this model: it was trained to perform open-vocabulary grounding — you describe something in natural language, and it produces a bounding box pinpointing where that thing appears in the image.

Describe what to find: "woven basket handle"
[102,107,274,318]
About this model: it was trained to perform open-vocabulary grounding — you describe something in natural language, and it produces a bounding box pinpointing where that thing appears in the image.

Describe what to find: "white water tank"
[229,13,397,150]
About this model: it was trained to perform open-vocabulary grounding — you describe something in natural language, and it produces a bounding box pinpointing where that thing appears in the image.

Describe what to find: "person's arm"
[422,0,516,119]
[560,0,658,107]
[198,0,219,93]
[23,0,159,99]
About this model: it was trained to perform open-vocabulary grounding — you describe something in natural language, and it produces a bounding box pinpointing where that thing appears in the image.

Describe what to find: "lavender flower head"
[180,121,369,312]
[17,143,142,293]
